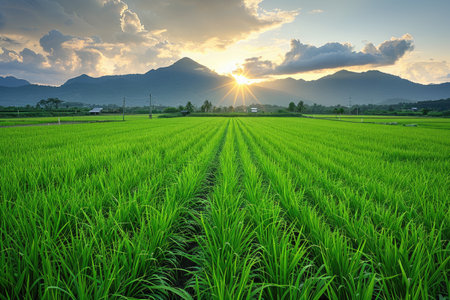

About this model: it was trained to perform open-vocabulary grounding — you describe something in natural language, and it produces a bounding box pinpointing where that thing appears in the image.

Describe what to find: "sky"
[0,0,449,86]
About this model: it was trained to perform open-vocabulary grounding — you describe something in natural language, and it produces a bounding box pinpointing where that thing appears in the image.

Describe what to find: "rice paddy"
[0,117,449,299]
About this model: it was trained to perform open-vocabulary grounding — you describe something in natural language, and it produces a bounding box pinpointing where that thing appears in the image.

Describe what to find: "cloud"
[235,56,274,77]
[120,9,144,34]
[40,30,73,62]
[0,0,297,84]
[402,60,450,84]
[0,28,179,84]
[0,36,20,46]
[20,48,46,66]
[0,0,296,48]
[0,47,60,84]
[130,0,297,48]
[308,9,324,14]
[238,34,414,77]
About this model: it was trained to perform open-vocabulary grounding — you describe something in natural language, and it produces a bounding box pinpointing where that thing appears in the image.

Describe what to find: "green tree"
[201,100,212,112]
[36,98,63,109]
[36,99,47,109]
[163,107,178,113]
[48,98,63,109]
[288,101,296,112]
[185,101,194,112]
[296,100,305,113]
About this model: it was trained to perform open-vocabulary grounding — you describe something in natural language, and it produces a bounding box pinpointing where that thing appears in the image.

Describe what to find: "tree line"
[2,97,449,117]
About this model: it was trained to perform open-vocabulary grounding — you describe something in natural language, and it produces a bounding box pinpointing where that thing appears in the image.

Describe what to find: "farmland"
[0,117,449,299]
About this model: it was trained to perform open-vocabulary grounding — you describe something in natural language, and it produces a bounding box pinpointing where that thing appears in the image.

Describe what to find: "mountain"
[0,76,30,87]
[0,58,449,107]
[258,70,450,106]
[0,57,296,107]
[378,98,414,105]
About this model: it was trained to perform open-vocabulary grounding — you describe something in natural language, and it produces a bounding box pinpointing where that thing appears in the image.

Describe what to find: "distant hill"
[0,76,30,87]
[258,70,450,106]
[0,57,296,107]
[0,58,449,107]
[378,98,414,105]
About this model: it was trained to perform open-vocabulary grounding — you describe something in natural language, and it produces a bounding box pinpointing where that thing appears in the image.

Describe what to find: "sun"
[233,74,252,85]
[207,72,261,107]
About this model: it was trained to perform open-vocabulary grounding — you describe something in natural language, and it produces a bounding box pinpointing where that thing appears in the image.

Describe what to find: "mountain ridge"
[1,58,449,106]
[0,76,30,87]
[258,69,450,105]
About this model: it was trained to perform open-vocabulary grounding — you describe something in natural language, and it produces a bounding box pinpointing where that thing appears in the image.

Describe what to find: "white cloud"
[120,9,144,34]
[238,34,415,77]
[130,0,297,47]
[402,60,450,84]
[0,0,298,84]
[308,9,324,14]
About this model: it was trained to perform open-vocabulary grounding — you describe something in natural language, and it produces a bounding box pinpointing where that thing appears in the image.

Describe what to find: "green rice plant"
[0,116,448,299]
[235,124,331,299]
[191,120,259,299]
[236,120,380,299]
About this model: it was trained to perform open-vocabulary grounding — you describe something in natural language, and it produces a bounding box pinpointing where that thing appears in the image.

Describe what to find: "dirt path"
[0,120,122,128]
[0,120,123,128]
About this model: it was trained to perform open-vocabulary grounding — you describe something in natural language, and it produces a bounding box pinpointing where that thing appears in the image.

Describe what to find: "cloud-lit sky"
[0,0,449,85]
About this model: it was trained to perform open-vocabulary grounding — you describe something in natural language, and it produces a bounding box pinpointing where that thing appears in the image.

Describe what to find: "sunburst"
[212,73,261,107]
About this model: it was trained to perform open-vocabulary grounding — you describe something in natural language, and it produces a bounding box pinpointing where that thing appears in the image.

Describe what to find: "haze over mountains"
[1,58,449,107]
[259,70,450,106]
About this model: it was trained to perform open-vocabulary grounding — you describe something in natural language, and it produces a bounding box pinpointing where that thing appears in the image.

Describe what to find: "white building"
[250,107,258,113]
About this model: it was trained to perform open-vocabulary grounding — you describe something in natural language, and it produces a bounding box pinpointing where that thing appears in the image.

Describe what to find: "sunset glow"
[233,74,252,85]
[0,1,448,85]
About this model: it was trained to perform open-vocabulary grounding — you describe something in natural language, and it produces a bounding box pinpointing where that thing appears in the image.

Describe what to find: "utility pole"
[122,97,125,121]
[149,93,152,119]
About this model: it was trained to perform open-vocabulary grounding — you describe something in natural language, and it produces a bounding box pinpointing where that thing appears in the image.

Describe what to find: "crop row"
[0,117,448,299]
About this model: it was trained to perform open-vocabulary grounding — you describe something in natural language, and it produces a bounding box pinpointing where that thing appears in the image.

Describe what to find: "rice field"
[0,114,149,127]
[306,115,449,129]
[0,117,449,299]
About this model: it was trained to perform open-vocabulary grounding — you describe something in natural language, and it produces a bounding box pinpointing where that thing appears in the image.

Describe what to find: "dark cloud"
[0,0,296,47]
[236,57,274,77]
[0,47,60,84]
[20,48,46,65]
[240,35,414,77]
[0,36,20,46]
[0,0,297,84]
[40,30,72,55]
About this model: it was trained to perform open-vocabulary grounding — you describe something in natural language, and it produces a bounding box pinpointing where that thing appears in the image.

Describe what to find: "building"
[250,107,258,113]
[89,107,103,115]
